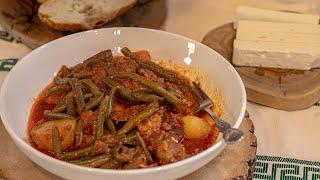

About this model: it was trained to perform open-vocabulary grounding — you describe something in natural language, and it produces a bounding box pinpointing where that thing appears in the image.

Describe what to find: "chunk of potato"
[30,119,76,151]
[182,116,212,139]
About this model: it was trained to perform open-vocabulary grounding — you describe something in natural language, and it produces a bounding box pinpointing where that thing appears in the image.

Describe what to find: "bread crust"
[38,0,137,32]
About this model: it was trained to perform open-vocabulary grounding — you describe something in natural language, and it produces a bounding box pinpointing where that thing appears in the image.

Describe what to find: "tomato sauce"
[28,83,56,134]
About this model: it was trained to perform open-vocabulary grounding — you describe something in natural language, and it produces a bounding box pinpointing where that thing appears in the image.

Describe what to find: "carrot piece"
[134,51,151,61]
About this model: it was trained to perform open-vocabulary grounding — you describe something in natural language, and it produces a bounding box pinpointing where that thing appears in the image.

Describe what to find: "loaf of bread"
[38,0,137,32]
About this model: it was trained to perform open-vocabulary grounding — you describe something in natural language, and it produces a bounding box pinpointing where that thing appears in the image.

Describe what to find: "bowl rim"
[0,27,246,175]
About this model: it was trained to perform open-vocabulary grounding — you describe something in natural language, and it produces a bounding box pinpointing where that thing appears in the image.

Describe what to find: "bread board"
[0,111,257,179]
[0,0,167,49]
[202,23,320,111]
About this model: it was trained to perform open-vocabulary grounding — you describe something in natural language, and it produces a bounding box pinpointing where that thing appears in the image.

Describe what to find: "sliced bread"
[38,0,137,32]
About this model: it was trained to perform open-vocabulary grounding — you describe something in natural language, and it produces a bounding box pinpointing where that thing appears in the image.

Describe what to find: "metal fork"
[193,82,244,144]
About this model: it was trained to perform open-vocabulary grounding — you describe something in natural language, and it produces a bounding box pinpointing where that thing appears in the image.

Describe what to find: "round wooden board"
[202,23,320,111]
[0,0,167,49]
[0,112,257,180]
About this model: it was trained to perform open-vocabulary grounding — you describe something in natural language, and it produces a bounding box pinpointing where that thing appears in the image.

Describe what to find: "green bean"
[65,93,76,116]
[114,72,184,109]
[132,87,154,94]
[107,87,118,116]
[136,132,153,164]
[96,95,109,140]
[121,47,199,108]
[62,146,93,160]
[46,84,70,96]
[75,82,86,111]
[68,156,92,164]
[106,118,116,134]
[81,79,102,96]
[52,98,67,113]
[75,119,84,148]
[105,78,163,103]
[104,78,137,102]
[69,154,110,165]
[121,47,189,86]
[52,126,62,159]
[83,159,111,168]
[85,94,103,110]
[72,72,92,79]
[84,93,94,100]
[59,65,71,78]
[52,104,67,113]
[71,63,83,73]
[69,80,85,112]
[74,155,111,168]
[132,91,164,103]
[118,133,137,145]
[106,87,118,133]
[100,159,121,169]
[126,134,137,143]
[45,111,75,120]
[117,101,158,136]
[55,78,75,85]
[83,50,113,67]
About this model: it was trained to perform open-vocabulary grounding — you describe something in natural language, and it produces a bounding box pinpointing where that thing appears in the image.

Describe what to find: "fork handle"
[204,107,231,132]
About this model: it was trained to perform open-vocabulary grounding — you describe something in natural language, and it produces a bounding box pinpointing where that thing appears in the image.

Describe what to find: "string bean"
[117,101,158,136]
[114,72,184,109]
[75,119,84,148]
[62,146,93,160]
[136,132,153,163]
[52,126,62,159]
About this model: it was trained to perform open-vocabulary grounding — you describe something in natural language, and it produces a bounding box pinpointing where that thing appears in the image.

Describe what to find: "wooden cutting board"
[0,0,167,49]
[0,111,257,180]
[202,23,320,111]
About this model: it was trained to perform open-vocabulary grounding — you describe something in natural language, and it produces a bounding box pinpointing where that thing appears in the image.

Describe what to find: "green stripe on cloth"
[0,30,21,43]
[254,155,320,180]
[0,59,18,71]
[0,31,14,42]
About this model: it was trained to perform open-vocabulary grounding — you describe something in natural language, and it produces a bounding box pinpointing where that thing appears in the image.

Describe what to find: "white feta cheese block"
[234,6,320,28]
[236,21,320,43]
[232,40,320,70]
[237,20,320,35]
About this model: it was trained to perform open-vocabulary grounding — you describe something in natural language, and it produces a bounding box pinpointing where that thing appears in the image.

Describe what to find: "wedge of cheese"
[233,40,320,70]
[237,20,320,35]
[236,21,320,43]
[233,20,320,70]
[234,6,320,28]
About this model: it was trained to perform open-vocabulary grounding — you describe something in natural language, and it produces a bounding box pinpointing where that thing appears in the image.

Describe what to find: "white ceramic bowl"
[0,28,246,180]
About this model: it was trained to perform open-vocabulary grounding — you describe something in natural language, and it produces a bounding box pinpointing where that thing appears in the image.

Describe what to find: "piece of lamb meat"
[155,136,187,165]
[137,68,165,87]
[111,104,146,122]
[91,140,110,156]
[80,110,97,134]
[137,114,162,139]
[124,150,148,169]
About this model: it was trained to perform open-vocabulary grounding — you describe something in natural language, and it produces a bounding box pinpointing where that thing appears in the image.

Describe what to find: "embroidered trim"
[0,59,18,71]
[254,155,320,180]
[0,30,21,43]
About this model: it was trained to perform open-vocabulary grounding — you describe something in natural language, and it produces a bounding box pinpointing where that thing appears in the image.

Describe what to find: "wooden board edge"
[201,23,320,111]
